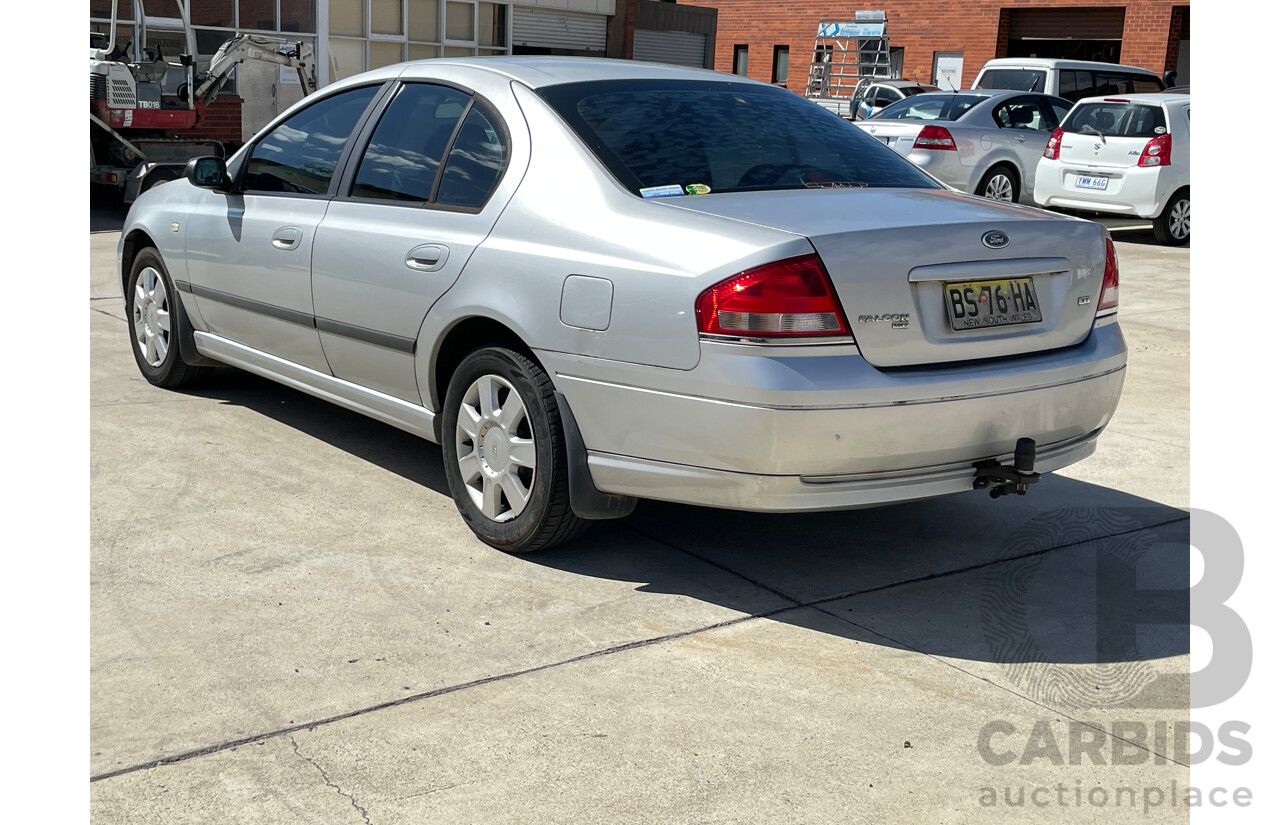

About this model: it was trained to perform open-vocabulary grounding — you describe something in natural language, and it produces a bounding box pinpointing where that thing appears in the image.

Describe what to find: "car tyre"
[441,347,590,553]
[977,165,1019,203]
[125,247,214,388]
[1152,188,1190,246]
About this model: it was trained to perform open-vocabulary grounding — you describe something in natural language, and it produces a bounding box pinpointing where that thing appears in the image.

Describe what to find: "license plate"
[945,278,1042,331]
[1075,174,1109,191]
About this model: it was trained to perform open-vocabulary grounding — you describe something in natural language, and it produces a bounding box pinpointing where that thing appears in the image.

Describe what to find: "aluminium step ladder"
[806,11,893,120]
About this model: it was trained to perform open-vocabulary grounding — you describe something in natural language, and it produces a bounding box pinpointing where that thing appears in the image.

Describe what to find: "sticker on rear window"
[684,183,711,195]
[640,185,685,199]
[1154,126,1167,134]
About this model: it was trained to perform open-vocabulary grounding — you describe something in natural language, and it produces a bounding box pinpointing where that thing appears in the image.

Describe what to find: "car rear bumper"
[585,429,1102,511]
[1034,163,1169,218]
[542,319,1126,510]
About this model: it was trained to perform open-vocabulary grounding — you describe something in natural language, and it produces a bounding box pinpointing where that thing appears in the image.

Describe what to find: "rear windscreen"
[536,79,940,196]
[874,94,986,121]
[1063,102,1167,138]
[975,69,1047,93]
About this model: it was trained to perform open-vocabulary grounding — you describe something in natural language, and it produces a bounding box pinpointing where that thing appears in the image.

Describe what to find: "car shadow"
[187,366,1189,698]
[91,189,129,234]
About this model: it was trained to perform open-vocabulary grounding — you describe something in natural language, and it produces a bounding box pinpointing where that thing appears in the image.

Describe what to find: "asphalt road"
[90,200,1190,823]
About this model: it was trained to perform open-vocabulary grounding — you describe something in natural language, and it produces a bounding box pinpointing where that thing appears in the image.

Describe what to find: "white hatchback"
[1035,93,1190,245]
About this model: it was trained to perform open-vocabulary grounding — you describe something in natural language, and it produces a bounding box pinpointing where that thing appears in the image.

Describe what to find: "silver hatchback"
[119,58,1126,552]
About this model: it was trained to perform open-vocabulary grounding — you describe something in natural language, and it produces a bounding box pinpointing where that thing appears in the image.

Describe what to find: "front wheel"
[440,347,590,553]
[1152,190,1190,246]
[125,248,213,388]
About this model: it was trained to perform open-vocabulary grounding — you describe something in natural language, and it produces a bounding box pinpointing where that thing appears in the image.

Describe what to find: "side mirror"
[185,156,230,190]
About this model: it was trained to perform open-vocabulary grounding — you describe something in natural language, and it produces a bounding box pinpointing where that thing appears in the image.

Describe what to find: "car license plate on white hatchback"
[1074,174,1110,191]
[945,278,1042,331]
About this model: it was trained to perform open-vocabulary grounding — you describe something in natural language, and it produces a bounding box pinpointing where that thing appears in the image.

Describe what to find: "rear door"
[989,95,1066,194]
[310,84,517,403]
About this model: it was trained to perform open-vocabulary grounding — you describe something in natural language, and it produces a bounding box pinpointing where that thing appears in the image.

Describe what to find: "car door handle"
[1012,135,1029,144]
[406,243,450,272]
[271,226,303,250]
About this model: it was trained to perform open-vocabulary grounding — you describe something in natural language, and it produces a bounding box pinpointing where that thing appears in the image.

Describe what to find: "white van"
[972,58,1164,102]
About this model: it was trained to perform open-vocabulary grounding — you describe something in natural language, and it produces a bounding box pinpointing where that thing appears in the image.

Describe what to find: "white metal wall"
[512,6,607,52]
[632,29,707,68]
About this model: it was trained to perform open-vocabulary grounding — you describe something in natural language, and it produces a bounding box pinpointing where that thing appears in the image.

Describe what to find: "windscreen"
[1062,102,1167,138]
[873,94,987,121]
[975,69,1047,93]
[536,79,940,196]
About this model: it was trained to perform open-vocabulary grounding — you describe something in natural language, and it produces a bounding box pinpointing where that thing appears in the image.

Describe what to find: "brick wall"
[195,96,244,145]
[690,1,1184,91]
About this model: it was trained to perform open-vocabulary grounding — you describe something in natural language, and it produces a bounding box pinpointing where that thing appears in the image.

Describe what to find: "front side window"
[538,79,938,195]
[351,83,471,202]
[244,85,379,194]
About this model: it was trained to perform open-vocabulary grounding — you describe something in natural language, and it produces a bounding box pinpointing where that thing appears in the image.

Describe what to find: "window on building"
[733,45,748,76]
[238,0,276,31]
[772,46,789,84]
[889,46,904,79]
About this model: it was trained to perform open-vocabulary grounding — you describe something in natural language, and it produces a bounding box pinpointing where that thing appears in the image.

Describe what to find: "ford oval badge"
[982,230,1010,249]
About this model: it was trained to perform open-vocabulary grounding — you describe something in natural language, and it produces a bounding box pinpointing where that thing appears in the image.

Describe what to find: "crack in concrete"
[92,306,128,323]
[88,514,1190,784]
[290,735,373,825]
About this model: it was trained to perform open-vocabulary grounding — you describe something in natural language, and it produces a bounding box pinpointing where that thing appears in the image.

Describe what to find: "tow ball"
[973,438,1041,498]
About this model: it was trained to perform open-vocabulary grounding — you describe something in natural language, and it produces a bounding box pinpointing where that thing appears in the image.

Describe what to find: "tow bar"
[973,438,1041,498]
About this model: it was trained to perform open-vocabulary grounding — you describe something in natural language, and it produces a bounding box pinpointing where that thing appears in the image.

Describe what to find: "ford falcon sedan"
[119,57,1126,553]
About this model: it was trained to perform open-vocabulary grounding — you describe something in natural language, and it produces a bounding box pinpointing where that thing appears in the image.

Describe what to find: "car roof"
[1073,92,1190,105]
[979,57,1159,75]
[872,79,937,88]
[394,55,731,89]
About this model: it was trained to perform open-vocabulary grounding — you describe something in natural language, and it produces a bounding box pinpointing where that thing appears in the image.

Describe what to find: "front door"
[183,85,381,372]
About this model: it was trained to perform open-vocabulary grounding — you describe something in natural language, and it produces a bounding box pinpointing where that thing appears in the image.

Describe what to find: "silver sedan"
[856,91,1072,203]
[119,58,1125,552]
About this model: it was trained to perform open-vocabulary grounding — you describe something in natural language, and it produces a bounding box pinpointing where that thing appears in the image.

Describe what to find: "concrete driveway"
[90,205,1190,823]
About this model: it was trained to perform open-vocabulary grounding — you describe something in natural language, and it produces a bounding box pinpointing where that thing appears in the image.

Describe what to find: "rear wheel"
[1152,189,1190,246]
[977,165,1019,203]
[125,248,214,388]
[441,347,589,553]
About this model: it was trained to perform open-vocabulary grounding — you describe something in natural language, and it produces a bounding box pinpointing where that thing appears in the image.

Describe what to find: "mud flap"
[554,391,638,520]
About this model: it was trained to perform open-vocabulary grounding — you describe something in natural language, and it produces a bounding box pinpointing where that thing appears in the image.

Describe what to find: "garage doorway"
[1003,7,1124,63]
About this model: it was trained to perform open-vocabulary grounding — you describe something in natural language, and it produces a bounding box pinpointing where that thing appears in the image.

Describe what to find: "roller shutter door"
[632,29,707,68]
[512,7,607,53]
[1008,8,1125,40]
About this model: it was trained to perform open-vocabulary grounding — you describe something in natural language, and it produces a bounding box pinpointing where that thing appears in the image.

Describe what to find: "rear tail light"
[1099,236,1120,311]
[913,125,957,151]
[695,254,850,338]
[1043,127,1064,160]
[1138,133,1171,167]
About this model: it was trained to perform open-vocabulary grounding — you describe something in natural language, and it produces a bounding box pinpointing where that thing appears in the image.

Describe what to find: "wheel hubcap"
[455,374,537,522]
[132,266,170,367]
[985,175,1013,201]
[1169,199,1190,240]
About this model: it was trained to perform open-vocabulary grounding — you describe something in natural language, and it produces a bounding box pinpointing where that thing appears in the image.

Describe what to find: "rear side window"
[876,94,986,121]
[975,69,1046,93]
[1063,102,1167,138]
[351,83,471,202]
[244,86,379,195]
[537,79,938,195]
[435,106,510,209]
